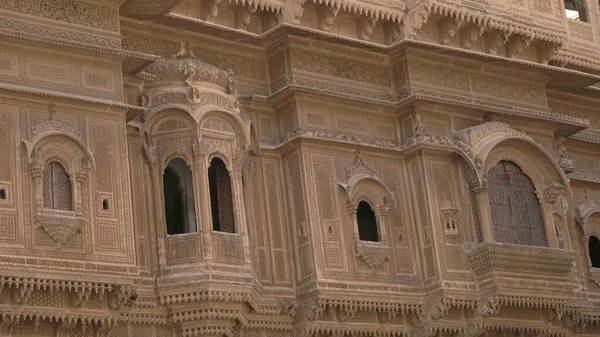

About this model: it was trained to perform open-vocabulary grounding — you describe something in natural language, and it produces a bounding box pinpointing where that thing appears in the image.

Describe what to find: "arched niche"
[338,152,396,270]
[24,135,92,247]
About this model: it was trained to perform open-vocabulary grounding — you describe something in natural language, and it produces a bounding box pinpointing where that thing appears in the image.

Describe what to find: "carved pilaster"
[470,179,494,242]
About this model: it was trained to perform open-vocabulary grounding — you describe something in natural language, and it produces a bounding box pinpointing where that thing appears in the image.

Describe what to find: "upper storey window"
[590,235,600,268]
[565,0,588,21]
[488,161,547,247]
[43,161,72,211]
[163,158,197,235]
[357,201,379,242]
[208,157,235,233]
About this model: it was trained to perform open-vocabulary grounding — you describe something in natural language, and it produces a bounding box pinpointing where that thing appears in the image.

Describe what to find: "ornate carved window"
[589,235,600,268]
[208,157,235,233]
[163,158,197,235]
[488,161,547,247]
[564,0,588,21]
[43,161,73,211]
[357,201,378,242]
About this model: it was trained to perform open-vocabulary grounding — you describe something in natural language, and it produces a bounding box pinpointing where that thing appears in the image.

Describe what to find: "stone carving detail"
[354,240,392,270]
[4,0,600,334]
[555,136,575,173]
[357,16,378,40]
[439,17,462,45]
[507,35,533,58]
[544,182,566,204]
[477,296,501,316]
[318,5,340,32]
[461,24,485,49]
[35,211,86,248]
[487,31,510,55]
[236,6,258,31]
[293,0,307,23]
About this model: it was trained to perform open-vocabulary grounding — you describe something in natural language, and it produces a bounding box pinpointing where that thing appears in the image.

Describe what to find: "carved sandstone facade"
[1,0,600,336]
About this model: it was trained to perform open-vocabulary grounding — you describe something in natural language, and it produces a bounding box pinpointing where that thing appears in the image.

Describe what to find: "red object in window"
[506,171,512,179]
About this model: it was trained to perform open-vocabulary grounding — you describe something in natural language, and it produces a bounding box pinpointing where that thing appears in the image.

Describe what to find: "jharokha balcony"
[466,242,576,281]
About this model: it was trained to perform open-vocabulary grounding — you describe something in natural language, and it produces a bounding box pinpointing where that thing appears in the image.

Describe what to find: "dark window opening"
[0,189,5,200]
[565,0,588,21]
[43,161,72,211]
[589,235,600,268]
[102,199,110,210]
[208,157,235,233]
[488,160,547,247]
[357,201,378,242]
[163,158,197,235]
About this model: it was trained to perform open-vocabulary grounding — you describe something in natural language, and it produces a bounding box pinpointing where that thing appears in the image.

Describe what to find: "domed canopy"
[143,57,230,89]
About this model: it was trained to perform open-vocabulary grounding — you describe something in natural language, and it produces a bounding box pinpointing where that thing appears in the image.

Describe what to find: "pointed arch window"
[357,201,378,242]
[488,160,547,247]
[43,161,72,211]
[163,158,197,235]
[589,235,600,268]
[208,157,235,233]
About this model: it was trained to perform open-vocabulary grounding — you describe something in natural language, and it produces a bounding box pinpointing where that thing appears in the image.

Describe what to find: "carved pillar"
[74,170,87,216]
[147,153,168,268]
[377,204,391,245]
[231,164,252,264]
[346,201,360,242]
[470,180,494,243]
[30,163,44,211]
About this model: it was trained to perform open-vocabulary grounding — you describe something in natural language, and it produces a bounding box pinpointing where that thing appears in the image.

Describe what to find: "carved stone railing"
[212,231,244,263]
[165,233,201,265]
[466,242,575,276]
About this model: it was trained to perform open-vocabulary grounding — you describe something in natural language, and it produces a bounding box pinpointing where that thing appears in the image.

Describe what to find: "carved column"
[74,170,87,216]
[231,164,252,265]
[377,204,391,245]
[470,180,494,243]
[146,150,168,268]
[30,162,44,211]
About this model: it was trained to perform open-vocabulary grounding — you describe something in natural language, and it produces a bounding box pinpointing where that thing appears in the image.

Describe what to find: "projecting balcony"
[465,242,576,277]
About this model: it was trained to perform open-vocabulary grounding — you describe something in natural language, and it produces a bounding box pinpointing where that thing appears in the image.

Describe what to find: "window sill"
[466,242,575,276]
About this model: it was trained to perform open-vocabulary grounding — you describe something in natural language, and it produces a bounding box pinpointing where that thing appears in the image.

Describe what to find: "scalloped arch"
[23,133,96,169]
[339,175,396,208]
[483,138,571,195]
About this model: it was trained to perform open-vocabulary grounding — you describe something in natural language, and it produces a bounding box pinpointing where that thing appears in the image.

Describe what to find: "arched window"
[163,158,197,235]
[565,0,588,21]
[208,157,235,233]
[488,161,547,247]
[357,201,378,242]
[43,161,72,211]
[589,236,600,268]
